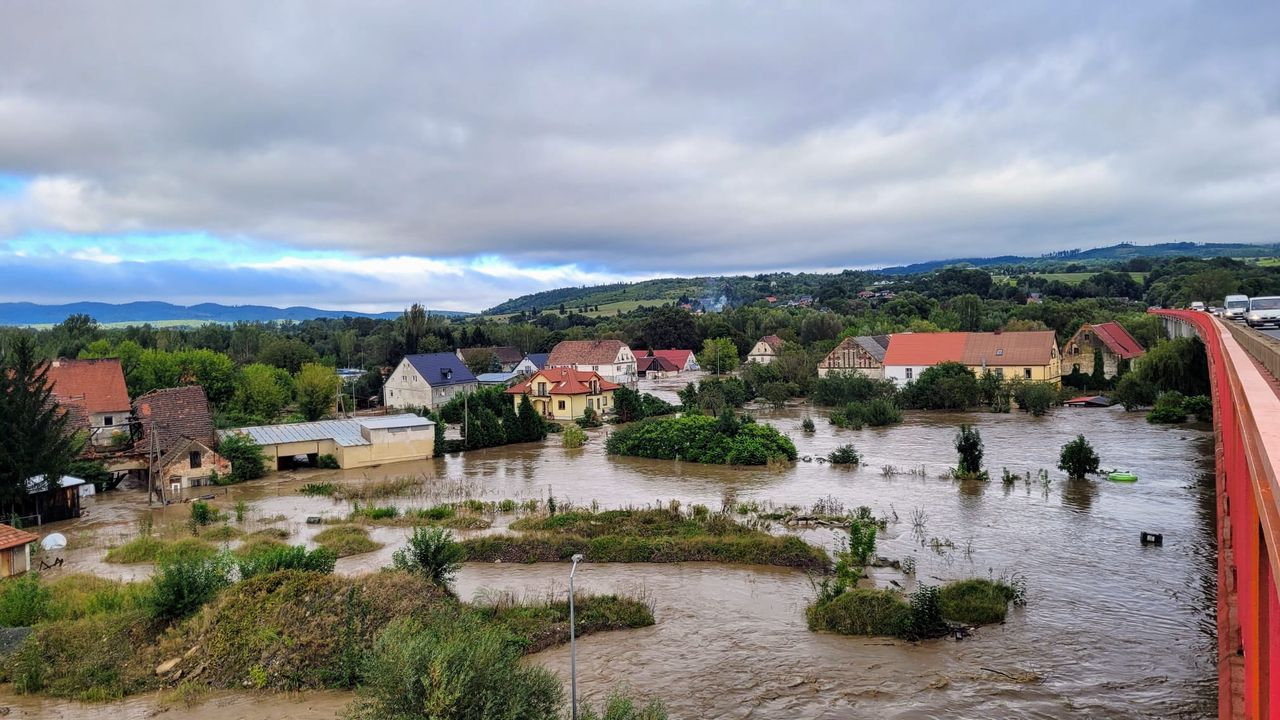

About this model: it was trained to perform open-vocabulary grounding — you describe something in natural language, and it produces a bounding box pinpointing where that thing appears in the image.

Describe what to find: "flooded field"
[5,373,1217,719]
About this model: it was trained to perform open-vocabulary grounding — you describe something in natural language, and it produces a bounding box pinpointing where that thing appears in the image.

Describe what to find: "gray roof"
[853,335,891,362]
[476,371,518,384]
[403,353,477,387]
[220,414,431,447]
[357,414,434,430]
[521,353,549,369]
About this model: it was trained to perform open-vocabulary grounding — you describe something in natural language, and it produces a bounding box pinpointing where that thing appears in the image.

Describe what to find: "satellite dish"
[41,533,67,551]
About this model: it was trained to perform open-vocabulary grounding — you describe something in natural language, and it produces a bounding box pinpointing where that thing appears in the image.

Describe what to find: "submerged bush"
[391,527,465,586]
[579,691,669,720]
[605,413,796,466]
[314,526,381,557]
[938,578,1019,625]
[1058,435,1101,479]
[1147,391,1188,424]
[463,533,828,570]
[954,425,984,477]
[827,444,861,465]
[563,424,587,449]
[806,588,911,637]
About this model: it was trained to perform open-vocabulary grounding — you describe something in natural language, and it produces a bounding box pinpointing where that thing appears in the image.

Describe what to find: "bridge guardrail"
[1219,319,1280,382]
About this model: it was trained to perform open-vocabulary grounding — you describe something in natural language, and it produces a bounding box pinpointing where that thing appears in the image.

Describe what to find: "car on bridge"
[1245,296,1280,328]
[1224,294,1250,321]
[1189,301,1206,312]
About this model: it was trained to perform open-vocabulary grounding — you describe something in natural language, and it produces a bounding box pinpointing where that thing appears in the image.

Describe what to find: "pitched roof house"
[632,349,699,372]
[383,353,479,410]
[636,355,680,378]
[506,368,619,421]
[512,353,549,376]
[818,335,891,378]
[883,331,1062,386]
[747,335,784,364]
[156,437,232,494]
[133,385,215,455]
[1064,322,1146,379]
[546,340,636,385]
[45,358,132,447]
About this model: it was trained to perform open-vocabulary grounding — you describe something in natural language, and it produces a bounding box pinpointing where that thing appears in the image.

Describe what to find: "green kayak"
[1108,472,1138,483]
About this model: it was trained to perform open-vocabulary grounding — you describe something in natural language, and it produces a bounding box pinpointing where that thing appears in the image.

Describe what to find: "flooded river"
[4,373,1217,719]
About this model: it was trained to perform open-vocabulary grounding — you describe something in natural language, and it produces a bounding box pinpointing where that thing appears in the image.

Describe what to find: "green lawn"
[993,271,1146,286]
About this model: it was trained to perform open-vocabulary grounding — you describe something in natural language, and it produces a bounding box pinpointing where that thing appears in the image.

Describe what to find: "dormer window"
[995,348,1004,356]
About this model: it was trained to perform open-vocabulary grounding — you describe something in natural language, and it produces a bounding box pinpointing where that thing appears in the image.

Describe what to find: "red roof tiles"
[133,385,215,452]
[547,340,629,367]
[1090,322,1145,360]
[0,523,39,551]
[507,368,619,396]
[882,332,969,366]
[45,358,130,414]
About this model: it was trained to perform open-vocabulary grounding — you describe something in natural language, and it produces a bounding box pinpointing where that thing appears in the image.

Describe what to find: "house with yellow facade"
[883,330,1062,386]
[506,368,619,422]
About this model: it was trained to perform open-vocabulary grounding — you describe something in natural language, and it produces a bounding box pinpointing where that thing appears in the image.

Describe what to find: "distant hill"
[878,241,1280,275]
[0,301,469,327]
[482,241,1280,314]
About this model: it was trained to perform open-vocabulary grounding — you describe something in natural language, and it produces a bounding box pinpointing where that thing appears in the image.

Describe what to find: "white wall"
[383,358,476,410]
[884,365,930,387]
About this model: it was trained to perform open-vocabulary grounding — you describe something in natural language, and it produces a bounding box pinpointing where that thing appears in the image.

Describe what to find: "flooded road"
[14,373,1217,718]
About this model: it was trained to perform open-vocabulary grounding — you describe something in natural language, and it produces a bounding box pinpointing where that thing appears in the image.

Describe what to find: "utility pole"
[569,553,584,720]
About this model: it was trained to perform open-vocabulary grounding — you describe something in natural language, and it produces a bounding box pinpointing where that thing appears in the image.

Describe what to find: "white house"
[546,340,637,386]
[383,353,478,410]
[512,353,549,377]
[746,335,784,364]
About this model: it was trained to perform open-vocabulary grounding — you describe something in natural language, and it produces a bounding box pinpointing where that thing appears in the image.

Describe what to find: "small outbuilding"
[0,524,39,578]
[222,413,435,471]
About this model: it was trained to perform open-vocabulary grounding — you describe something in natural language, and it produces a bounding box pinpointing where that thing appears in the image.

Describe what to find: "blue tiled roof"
[404,353,477,387]
[523,353,549,369]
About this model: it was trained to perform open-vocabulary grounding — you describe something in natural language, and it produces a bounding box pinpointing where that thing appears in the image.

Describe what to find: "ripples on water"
[21,373,1218,719]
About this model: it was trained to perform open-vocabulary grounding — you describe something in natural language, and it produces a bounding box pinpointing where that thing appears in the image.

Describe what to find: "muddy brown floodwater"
[2,373,1217,719]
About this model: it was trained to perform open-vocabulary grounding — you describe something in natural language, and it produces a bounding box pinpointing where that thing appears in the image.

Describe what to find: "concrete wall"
[337,425,434,467]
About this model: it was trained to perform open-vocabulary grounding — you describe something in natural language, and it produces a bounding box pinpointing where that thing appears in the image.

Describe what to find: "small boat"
[1107,471,1138,483]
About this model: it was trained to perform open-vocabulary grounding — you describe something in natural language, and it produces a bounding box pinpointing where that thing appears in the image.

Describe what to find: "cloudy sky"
[1,2,1277,312]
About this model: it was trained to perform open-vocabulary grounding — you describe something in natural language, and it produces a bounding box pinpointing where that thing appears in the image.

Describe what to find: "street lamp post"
[569,553,584,720]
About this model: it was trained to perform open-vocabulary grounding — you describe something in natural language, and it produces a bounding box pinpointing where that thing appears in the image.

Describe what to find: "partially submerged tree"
[1058,435,1101,480]
[954,425,984,478]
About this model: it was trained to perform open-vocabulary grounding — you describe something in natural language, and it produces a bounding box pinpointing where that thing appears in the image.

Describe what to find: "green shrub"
[1182,394,1212,422]
[7,608,156,700]
[462,533,828,570]
[905,583,947,640]
[801,416,815,433]
[148,553,232,621]
[190,501,221,526]
[812,374,897,407]
[104,537,215,565]
[351,503,399,520]
[392,527,465,585]
[237,544,337,578]
[217,432,267,483]
[1114,372,1158,410]
[1058,435,1101,479]
[938,578,1018,625]
[954,425,984,477]
[498,499,518,513]
[806,588,911,637]
[563,424,587,449]
[1148,391,1188,423]
[300,482,337,496]
[316,454,340,469]
[0,572,51,627]
[899,362,979,410]
[313,526,381,557]
[605,414,796,466]
[579,691,669,720]
[576,405,603,428]
[346,614,562,720]
[860,397,903,426]
[827,444,861,465]
[1011,381,1058,416]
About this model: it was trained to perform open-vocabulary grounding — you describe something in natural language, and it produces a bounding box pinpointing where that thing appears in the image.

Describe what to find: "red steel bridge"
[1154,310,1280,719]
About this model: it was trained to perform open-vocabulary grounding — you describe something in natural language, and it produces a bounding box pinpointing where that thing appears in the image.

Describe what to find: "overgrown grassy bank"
[1,564,654,703]
[464,507,830,570]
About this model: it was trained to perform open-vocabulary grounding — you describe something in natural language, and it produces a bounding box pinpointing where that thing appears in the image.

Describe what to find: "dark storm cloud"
[1,1,1278,276]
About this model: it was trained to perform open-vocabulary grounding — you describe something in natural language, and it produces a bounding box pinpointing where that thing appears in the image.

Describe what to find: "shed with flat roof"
[219,413,435,470]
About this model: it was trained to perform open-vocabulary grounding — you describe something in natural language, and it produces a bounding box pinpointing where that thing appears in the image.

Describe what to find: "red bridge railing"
[1154,310,1280,719]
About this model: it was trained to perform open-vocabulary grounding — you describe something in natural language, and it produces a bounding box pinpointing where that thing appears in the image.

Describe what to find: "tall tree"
[295,364,339,421]
[641,305,699,350]
[0,335,82,512]
[401,303,429,354]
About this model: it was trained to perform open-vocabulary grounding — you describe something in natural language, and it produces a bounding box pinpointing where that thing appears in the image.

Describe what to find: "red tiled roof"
[882,332,968,366]
[1091,322,1145,360]
[758,335,783,351]
[507,368,620,396]
[651,349,693,368]
[0,523,39,551]
[45,358,130,414]
[547,340,629,367]
[962,331,1058,367]
[133,385,215,452]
